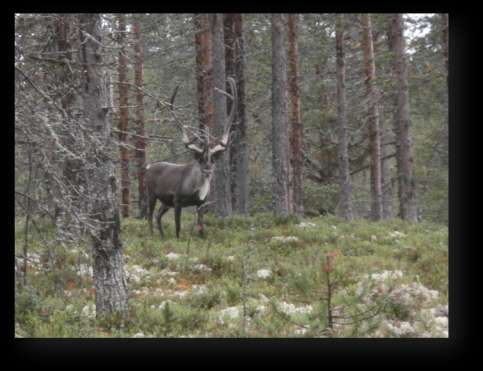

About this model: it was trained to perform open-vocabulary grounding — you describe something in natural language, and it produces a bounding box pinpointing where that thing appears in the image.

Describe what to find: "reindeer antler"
[168,85,204,154]
[210,77,237,155]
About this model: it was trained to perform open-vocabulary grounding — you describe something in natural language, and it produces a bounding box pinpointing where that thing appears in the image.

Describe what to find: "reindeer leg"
[196,204,205,238]
[156,203,171,239]
[174,205,182,239]
[147,195,157,235]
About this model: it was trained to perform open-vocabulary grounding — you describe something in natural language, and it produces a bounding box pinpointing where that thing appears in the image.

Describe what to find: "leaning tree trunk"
[335,14,353,221]
[287,14,304,217]
[271,14,290,216]
[133,16,147,219]
[211,13,232,218]
[390,14,417,222]
[361,14,383,221]
[78,13,128,316]
[117,14,130,218]
[224,13,248,215]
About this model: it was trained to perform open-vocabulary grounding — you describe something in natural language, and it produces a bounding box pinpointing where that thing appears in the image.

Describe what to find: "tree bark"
[55,14,84,239]
[335,14,353,220]
[271,14,290,216]
[287,14,304,217]
[361,14,383,220]
[78,13,128,316]
[390,14,418,222]
[374,25,394,219]
[133,17,147,219]
[441,13,449,88]
[224,14,248,215]
[194,14,215,208]
[211,14,232,218]
[194,14,214,131]
[117,14,130,218]
[380,110,394,219]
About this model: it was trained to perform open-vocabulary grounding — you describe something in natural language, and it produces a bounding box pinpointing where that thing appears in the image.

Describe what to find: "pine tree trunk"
[361,14,383,221]
[441,13,449,87]
[211,14,232,218]
[380,111,394,219]
[390,14,418,222]
[133,17,147,219]
[194,14,214,131]
[271,14,290,216]
[335,15,353,220]
[375,27,394,219]
[55,15,84,240]
[78,13,128,316]
[194,14,215,208]
[117,14,130,218]
[287,14,304,217]
[225,14,249,215]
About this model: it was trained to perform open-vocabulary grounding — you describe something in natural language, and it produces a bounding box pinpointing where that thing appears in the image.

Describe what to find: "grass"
[14,211,448,338]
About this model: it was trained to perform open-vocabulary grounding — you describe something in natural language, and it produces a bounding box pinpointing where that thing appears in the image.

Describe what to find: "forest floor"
[14,212,448,338]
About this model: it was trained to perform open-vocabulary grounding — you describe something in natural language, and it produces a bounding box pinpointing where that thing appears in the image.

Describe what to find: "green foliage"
[15,213,447,337]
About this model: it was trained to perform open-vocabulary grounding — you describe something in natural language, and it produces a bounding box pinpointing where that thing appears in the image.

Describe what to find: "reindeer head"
[172,77,237,176]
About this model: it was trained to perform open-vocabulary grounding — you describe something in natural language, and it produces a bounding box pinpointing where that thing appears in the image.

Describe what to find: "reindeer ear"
[209,142,227,158]
[182,125,204,154]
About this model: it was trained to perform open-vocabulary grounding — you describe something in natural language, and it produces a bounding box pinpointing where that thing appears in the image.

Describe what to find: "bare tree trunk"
[133,17,147,219]
[117,14,130,218]
[211,14,232,218]
[390,14,417,222]
[287,14,304,217]
[335,14,353,220]
[361,14,383,221]
[271,13,290,216]
[56,14,84,240]
[225,14,248,215]
[78,13,128,316]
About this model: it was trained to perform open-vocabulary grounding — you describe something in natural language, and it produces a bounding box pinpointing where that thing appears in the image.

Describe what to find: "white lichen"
[166,252,181,261]
[81,304,96,319]
[271,236,299,243]
[218,306,240,324]
[296,222,317,228]
[192,263,212,273]
[277,301,313,316]
[256,269,272,279]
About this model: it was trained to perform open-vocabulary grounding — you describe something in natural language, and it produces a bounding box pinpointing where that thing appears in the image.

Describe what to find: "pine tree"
[117,14,130,218]
[287,14,304,216]
[361,14,383,220]
[133,16,147,218]
[335,14,353,220]
[271,14,290,216]
[78,13,128,316]
[390,14,418,222]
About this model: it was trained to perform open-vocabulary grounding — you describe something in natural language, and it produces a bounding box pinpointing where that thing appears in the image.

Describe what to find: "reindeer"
[146,78,237,239]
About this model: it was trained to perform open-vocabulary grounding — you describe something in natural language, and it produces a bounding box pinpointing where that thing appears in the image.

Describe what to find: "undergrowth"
[14,212,448,338]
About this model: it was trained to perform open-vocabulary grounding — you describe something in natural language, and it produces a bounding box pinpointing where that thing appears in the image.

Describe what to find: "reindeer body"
[146,160,212,239]
[146,77,237,239]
